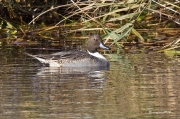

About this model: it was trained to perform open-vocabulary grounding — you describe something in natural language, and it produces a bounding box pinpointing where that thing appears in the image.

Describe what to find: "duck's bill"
[99,42,111,50]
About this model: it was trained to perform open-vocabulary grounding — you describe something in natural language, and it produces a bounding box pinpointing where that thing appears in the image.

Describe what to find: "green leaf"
[164,50,180,57]
[0,21,3,29]
[6,21,14,29]
[131,28,144,42]
[108,12,140,22]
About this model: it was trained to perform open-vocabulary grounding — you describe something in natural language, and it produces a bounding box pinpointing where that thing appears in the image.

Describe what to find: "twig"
[147,8,180,25]
[152,0,180,15]
[29,4,72,25]
[65,0,105,28]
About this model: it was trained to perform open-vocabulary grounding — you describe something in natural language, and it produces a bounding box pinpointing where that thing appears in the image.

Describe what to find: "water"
[0,47,180,119]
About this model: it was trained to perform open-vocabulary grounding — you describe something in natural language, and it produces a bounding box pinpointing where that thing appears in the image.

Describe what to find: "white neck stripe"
[87,50,107,60]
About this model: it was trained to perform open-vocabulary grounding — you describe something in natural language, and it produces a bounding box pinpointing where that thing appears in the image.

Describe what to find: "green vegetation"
[0,0,179,54]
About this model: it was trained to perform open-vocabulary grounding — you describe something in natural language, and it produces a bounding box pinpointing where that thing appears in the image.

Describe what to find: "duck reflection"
[35,67,108,89]
[29,67,109,118]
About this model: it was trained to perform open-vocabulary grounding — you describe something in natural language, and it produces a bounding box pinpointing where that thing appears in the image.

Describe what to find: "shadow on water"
[1,44,180,118]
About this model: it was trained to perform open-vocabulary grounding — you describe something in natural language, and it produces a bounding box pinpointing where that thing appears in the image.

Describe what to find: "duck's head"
[86,34,111,53]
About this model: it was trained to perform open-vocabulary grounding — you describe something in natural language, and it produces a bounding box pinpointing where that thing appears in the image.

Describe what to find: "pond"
[0,44,180,119]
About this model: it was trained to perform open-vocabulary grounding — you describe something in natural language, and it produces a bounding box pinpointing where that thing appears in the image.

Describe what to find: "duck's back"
[32,51,109,67]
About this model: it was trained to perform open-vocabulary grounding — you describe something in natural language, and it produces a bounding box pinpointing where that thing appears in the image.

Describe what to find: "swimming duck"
[26,34,111,67]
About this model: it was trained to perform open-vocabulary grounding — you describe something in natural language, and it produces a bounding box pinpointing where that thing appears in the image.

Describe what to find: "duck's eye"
[94,39,97,41]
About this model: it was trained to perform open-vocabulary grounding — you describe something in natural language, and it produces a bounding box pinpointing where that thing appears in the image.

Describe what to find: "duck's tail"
[25,53,46,63]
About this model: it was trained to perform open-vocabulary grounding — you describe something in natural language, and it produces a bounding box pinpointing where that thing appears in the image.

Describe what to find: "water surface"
[0,48,180,119]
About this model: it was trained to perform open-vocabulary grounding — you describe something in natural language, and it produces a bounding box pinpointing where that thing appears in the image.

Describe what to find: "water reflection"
[30,68,108,119]
[0,61,109,119]
[1,50,180,118]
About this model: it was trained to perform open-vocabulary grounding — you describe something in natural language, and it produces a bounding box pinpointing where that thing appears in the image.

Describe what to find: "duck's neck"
[87,50,107,60]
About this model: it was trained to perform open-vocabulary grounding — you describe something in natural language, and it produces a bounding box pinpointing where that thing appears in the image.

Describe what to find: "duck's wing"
[26,51,96,61]
[50,51,95,60]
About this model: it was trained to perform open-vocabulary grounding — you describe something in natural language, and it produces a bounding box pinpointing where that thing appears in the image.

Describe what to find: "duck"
[26,34,111,67]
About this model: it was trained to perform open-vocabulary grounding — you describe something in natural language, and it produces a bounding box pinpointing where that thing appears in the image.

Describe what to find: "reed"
[0,0,179,53]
